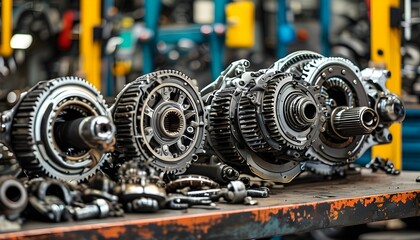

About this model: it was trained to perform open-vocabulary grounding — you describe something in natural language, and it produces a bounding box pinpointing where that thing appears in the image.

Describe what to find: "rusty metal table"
[1,170,420,240]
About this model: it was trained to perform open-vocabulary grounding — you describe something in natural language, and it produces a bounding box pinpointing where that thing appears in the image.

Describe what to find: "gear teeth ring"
[208,88,246,166]
[10,77,112,182]
[238,94,272,152]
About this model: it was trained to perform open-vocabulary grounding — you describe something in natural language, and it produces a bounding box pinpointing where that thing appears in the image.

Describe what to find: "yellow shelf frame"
[370,0,402,169]
[80,0,102,89]
[1,0,12,57]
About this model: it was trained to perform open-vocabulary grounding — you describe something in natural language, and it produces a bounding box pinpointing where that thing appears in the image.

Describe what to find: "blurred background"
[0,0,372,107]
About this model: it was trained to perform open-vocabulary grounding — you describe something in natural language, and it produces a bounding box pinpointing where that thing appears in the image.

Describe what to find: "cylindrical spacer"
[284,93,318,131]
[0,176,28,220]
[331,106,379,138]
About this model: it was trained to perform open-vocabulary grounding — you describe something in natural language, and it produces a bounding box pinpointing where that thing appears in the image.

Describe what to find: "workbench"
[0,170,419,240]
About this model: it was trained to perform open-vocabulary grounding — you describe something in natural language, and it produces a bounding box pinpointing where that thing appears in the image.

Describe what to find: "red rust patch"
[390,192,417,204]
[97,226,126,238]
[363,197,375,207]
[253,208,281,223]
[138,228,155,239]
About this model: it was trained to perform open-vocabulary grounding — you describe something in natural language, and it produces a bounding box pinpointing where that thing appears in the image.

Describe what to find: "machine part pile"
[0,51,405,229]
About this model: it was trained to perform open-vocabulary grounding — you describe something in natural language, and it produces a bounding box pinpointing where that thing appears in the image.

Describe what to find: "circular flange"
[262,74,323,151]
[302,57,370,164]
[112,70,206,174]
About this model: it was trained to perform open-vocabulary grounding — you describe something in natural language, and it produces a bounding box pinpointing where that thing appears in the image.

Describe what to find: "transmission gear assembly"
[0,51,405,186]
[203,51,404,182]
[112,70,206,175]
[0,77,115,182]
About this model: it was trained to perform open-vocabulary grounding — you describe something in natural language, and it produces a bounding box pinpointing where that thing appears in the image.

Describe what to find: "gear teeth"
[262,80,284,144]
[208,88,245,165]
[271,50,323,79]
[238,94,272,152]
[262,78,306,150]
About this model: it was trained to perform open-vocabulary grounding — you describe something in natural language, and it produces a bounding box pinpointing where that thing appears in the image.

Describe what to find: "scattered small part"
[26,178,74,222]
[243,196,258,205]
[416,176,420,183]
[185,189,221,198]
[166,175,219,193]
[71,199,112,221]
[0,176,28,221]
[166,194,213,210]
[366,157,400,175]
[223,181,247,203]
[114,161,167,213]
[246,187,270,198]
[184,162,240,185]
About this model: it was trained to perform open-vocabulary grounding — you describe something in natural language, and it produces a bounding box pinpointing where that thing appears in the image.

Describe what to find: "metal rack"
[1,170,419,239]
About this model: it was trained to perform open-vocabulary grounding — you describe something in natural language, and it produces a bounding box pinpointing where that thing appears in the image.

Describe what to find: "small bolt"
[341,70,346,75]
[187,126,194,133]
[347,151,352,156]
[328,68,333,73]
[416,177,420,182]
[353,80,357,85]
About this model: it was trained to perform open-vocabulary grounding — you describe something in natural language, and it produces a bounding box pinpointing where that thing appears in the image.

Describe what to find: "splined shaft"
[331,106,379,138]
[56,116,115,150]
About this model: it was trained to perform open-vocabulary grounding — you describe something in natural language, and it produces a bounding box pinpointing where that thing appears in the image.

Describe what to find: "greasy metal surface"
[1,170,420,239]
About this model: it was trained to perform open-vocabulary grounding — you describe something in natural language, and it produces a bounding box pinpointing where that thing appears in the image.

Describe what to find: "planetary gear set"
[0,51,405,184]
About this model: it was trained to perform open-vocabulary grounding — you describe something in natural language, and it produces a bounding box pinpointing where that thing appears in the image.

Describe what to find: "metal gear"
[206,71,311,183]
[10,77,113,182]
[237,93,272,153]
[112,70,206,175]
[301,57,372,165]
[261,74,323,151]
[207,88,246,167]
